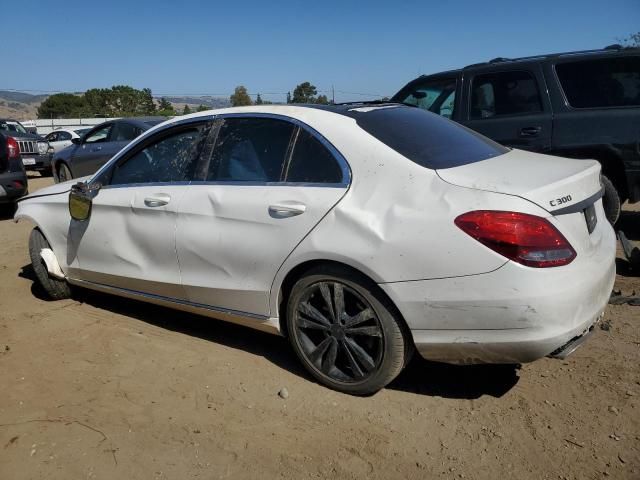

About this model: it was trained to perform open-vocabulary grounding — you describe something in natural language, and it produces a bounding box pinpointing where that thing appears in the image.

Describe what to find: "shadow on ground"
[389,358,519,398]
[0,204,16,221]
[19,264,56,301]
[617,208,640,241]
[19,263,519,399]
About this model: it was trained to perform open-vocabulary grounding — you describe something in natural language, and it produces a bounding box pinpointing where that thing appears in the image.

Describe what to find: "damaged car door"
[71,120,211,298]
[176,115,350,317]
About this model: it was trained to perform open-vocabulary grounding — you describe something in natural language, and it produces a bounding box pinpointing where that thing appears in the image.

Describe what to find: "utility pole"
[331,85,335,104]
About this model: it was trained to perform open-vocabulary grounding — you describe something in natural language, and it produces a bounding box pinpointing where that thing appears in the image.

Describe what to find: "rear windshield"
[556,56,640,108]
[351,105,508,169]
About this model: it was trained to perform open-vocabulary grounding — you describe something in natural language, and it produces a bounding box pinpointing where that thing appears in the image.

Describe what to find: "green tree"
[196,104,209,112]
[230,85,252,106]
[315,94,329,105]
[37,93,89,119]
[84,88,111,117]
[157,97,175,116]
[292,82,317,103]
[255,93,263,105]
[182,104,192,115]
[139,88,156,115]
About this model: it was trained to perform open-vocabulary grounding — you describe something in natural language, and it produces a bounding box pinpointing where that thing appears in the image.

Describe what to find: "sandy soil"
[0,176,638,479]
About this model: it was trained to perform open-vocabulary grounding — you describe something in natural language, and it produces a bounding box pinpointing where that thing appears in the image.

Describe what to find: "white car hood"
[436,149,601,213]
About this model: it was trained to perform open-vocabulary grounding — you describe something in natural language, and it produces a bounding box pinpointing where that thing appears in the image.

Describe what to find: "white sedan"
[44,128,91,154]
[15,105,616,394]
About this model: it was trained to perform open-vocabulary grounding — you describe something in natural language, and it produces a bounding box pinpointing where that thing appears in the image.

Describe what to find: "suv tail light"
[7,136,20,159]
[455,210,576,268]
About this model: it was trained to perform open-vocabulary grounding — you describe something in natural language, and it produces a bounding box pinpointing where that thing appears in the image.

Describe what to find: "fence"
[22,118,121,135]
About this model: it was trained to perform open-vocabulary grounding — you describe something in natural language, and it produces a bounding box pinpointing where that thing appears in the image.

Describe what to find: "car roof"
[411,44,640,79]
[164,103,409,123]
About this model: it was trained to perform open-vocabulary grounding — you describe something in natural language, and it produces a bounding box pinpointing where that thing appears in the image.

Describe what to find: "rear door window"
[470,71,543,119]
[555,56,640,108]
[206,117,296,182]
[285,129,344,183]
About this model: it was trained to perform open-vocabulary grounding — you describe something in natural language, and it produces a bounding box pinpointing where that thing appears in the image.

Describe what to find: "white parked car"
[15,104,616,395]
[44,128,92,154]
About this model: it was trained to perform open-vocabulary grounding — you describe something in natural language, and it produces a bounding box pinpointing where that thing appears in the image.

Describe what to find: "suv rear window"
[350,106,508,169]
[556,57,640,108]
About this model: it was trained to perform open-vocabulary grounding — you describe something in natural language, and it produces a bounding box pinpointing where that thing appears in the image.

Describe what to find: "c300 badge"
[550,195,572,207]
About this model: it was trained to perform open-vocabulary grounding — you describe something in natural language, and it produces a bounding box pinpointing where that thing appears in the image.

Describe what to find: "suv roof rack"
[463,44,635,70]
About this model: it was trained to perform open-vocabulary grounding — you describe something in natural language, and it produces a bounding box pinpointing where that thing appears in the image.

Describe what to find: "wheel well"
[276,260,413,347]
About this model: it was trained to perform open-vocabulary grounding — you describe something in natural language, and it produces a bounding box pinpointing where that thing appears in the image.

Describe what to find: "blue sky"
[7,0,640,102]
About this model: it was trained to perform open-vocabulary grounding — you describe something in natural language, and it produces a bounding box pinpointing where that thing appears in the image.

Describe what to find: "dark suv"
[0,119,52,175]
[392,45,640,223]
[0,132,28,207]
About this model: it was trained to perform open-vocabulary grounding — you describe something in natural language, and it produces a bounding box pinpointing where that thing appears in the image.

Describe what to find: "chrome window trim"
[102,181,348,190]
[92,112,351,190]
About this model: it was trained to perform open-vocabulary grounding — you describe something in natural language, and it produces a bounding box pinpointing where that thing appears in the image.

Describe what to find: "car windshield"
[345,105,508,169]
[144,120,164,128]
[0,120,28,134]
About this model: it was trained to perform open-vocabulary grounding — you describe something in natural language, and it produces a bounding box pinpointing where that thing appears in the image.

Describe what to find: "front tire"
[601,174,621,225]
[286,266,410,395]
[57,162,73,183]
[28,228,71,300]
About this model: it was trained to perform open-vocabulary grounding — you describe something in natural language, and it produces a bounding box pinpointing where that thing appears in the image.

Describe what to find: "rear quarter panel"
[267,119,550,315]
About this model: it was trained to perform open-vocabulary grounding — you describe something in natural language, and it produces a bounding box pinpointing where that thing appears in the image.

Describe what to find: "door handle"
[520,126,542,137]
[268,202,306,218]
[144,194,171,207]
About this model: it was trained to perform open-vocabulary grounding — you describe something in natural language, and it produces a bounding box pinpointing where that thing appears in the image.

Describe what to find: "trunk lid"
[436,149,601,213]
[437,149,606,257]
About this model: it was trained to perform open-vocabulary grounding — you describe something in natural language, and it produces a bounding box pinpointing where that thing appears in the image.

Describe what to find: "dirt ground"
[0,175,638,480]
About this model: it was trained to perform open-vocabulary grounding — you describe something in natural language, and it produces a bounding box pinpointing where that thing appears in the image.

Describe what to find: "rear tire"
[28,228,71,300]
[286,265,411,395]
[601,175,621,225]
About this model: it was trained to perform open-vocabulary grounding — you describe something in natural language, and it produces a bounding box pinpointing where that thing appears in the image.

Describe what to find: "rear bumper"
[0,171,28,203]
[380,223,617,364]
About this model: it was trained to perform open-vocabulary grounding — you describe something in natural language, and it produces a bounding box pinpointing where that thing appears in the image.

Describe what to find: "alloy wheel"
[292,281,384,383]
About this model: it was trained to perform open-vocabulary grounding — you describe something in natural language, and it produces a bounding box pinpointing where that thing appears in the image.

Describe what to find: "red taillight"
[455,210,576,268]
[7,136,20,159]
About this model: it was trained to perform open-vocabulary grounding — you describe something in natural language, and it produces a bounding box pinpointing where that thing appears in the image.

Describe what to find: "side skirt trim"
[67,278,282,335]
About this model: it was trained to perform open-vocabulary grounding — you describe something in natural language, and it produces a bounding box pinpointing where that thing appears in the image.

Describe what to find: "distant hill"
[0,91,47,119]
[163,96,230,108]
[0,90,50,104]
[0,90,233,119]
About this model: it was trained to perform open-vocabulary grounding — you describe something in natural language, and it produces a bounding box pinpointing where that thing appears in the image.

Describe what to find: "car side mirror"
[71,138,81,145]
[69,182,97,221]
